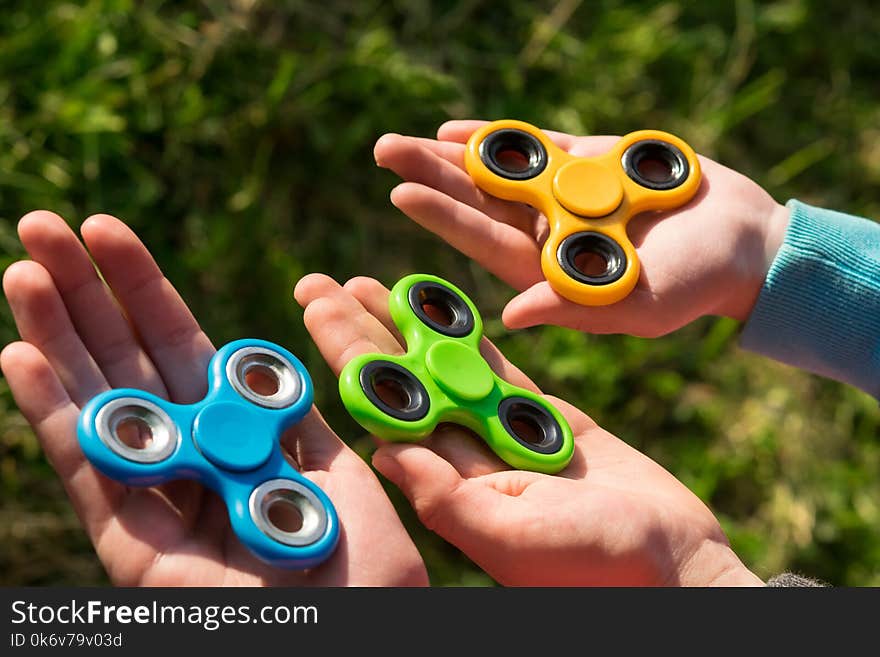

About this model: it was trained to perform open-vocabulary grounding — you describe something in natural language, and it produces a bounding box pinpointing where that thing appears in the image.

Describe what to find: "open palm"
[375,120,789,336]
[1,211,427,586]
[295,273,762,586]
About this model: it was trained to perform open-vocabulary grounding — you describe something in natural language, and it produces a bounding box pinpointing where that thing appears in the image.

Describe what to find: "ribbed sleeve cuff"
[740,199,880,398]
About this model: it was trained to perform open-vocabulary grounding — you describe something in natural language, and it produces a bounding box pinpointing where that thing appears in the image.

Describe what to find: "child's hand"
[1,211,427,587]
[375,120,791,336]
[295,274,763,586]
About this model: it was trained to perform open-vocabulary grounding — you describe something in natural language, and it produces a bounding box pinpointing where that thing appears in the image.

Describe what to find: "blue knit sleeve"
[739,199,880,398]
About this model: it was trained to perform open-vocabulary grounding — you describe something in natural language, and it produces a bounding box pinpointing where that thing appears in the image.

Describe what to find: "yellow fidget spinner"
[465,120,702,306]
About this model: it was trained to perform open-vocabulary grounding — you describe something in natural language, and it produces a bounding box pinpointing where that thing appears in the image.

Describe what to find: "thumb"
[372,443,505,548]
[502,280,664,337]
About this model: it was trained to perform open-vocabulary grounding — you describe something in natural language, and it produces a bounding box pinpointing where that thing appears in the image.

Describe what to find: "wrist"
[677,539,765,587]
[724,200,791,322]
[761,202,792,291]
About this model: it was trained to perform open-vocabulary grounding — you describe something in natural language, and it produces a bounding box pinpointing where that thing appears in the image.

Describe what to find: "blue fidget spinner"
[77,339,340,569]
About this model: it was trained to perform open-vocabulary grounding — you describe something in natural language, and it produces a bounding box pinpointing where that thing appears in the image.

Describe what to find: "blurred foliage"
[1,0,880,586]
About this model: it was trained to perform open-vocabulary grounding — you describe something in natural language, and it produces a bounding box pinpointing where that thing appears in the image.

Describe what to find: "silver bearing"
[94,397,180,464]
[226,346,303,409]
[249,479,328,547]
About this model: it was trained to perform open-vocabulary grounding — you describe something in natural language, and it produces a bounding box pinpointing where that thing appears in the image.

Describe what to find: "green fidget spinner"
[338,274,574,474]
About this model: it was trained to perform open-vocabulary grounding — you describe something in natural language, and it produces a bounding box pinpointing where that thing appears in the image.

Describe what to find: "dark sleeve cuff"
[766,572,829,587]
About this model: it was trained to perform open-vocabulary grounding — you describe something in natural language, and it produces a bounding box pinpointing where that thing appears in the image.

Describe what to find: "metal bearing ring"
[249,478,329,547]
[94,397,180,464]
[226,346,303,409]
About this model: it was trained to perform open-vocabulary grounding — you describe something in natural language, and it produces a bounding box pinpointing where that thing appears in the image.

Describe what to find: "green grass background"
[2,0,880,585]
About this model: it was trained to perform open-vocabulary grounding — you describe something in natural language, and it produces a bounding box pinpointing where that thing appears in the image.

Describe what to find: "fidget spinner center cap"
[425,341,495,401]
[553,160,623,218]
[194,402,274,472]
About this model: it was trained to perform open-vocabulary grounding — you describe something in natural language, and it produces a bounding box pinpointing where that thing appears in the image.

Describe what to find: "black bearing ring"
[498,397,564,455]
[408,281,475,338]
[479,128,548,180]
[359,360,430,422]
[557,231,627,286]
[621,139,690,191]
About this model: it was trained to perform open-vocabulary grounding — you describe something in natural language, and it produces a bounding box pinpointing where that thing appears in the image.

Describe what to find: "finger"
[421,423,508,478]
[375,133,466,169]
[539,394,597,479]
[4,344,223,585]
[435,120,488,143]
[437,120,621,158]
[80,215,215,403]
[437,119,580,150]
[0,342,204,576]
[280,406,348,474]
[0,342,122,533]
[372,443,508,549]
[17,211,166,394]
[438,120,587,150]
[2,255,204,570]
[3,261,108,406]
[375,133,538,235]
[477,338,541,393]
[341,276,403,345]
[15,213,206,534]
[502,280,667,337]
[567,135,624,158]
[390,183,544,291]
[295,273,404,375]
[544,395,601,438]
